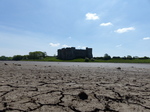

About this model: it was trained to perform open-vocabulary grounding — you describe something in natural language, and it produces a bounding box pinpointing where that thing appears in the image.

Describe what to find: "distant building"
[57,47,93,60]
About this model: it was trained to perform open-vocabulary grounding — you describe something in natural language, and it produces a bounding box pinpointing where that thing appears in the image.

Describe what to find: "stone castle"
[57,47,93,60]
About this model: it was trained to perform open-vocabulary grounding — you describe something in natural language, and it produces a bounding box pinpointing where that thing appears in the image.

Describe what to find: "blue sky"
[0,0,150,57]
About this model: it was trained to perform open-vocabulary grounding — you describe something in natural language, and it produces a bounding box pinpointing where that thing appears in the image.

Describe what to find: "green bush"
[91,58,95,61]
[103,53,111,60]
[85,58,89,62]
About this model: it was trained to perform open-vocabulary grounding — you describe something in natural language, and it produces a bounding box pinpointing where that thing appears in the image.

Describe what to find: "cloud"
[49,43,60,47]
[115,27,135,33]
[62,44,71,48]
[100,22,113,26]
[143,37,150,40]
[77,46,81,48]
[77,46,86,49]
[85,13,99,20]
[82,46,86,49]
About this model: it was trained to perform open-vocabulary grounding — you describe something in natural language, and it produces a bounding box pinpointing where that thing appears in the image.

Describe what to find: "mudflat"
[0,61,150,112]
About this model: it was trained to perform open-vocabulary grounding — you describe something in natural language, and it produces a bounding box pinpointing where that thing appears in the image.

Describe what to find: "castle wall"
[75,50,86,58]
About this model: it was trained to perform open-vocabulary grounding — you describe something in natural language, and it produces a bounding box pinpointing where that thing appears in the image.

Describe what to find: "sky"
[0,0,150,57]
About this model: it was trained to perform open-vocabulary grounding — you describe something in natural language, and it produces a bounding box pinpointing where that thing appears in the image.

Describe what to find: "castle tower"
[86,47,93,59]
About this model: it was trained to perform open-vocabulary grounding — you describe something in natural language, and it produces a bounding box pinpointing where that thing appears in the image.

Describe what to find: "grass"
[42,57,85,62]
[22,57,150,63]
[94,59,150,63]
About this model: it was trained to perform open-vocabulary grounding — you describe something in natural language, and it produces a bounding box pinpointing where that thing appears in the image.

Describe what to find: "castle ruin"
[57,47,93,60]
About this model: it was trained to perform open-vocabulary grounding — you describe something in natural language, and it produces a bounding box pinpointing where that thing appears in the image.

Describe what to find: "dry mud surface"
[0,61,150,112]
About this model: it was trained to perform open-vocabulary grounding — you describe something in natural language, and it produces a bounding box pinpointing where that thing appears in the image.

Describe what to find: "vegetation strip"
[1,51,150,63]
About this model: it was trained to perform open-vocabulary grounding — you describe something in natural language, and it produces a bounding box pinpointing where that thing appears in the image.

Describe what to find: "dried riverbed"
[0,61,150,112]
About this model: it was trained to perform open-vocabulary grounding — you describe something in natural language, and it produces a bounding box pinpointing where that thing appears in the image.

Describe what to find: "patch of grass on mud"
[23,57,150,63]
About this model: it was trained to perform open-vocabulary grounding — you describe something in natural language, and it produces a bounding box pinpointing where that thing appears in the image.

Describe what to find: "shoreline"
[1,61,150,68]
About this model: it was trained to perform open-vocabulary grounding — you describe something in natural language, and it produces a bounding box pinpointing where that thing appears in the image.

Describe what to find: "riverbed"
[0,61,150,112]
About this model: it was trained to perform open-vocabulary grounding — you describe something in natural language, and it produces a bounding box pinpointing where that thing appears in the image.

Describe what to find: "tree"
[122,56,127,59]
[143,56,149,59]
[103,53,111,60]
[112,56,121,59]
[0,56,7,60]
[28,51,47,59]
[127,55,132,60]
[133,56,139,59]
[22,55,29,60]
[12,55,23,61]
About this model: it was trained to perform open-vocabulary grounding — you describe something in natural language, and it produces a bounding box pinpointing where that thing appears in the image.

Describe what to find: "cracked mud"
[0,61,150,112]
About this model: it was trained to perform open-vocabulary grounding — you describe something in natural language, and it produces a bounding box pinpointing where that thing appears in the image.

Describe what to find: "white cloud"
[100,22,113,26]
[85,13,99,20]
[143,37,150,40]
[77,46,81,48]
[77,46,86,49]
[62,44,71,48]
[82,46,86,49]
[49,43,60,47]
[115,27,135,33]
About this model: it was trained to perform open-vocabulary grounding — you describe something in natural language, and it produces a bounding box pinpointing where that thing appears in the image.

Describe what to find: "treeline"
[0,52,150,61]
[0,51,47,61]
[0,56,12,60]
[94,53,150,60]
